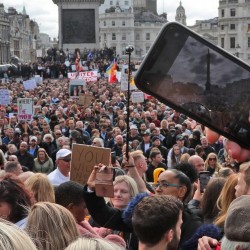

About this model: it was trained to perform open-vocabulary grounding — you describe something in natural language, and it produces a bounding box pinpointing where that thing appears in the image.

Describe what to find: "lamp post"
[235,44,240,58]
[125,45,134,159]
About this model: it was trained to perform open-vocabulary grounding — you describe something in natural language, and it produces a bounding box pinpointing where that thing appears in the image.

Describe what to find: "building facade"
[99,1,166,59]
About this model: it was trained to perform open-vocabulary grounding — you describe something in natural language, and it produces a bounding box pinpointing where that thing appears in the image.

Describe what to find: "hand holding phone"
[199,171,210,193]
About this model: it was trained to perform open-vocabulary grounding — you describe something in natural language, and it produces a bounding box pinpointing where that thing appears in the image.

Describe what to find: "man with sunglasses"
[48,148,71,186]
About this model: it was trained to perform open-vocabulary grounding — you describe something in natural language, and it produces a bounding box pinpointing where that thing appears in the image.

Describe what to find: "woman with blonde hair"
[65,237,125,250]
[214,174,238,229]
[33,148,54,174]
[25,173,55,204]
[110,175,139,210]
[0,219,37,250]
[25,202,79,250]
[204,152,221,176]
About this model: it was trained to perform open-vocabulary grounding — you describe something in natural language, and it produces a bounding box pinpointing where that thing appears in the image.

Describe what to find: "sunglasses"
[56,133,62,136]
[209,158,216,161]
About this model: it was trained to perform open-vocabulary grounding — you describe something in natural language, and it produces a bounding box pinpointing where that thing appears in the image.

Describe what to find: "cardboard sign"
[17,98,33,121]
[23,79,37,90]
[131,91,145,103]
[70,144,111,185]
[0,89,10,105]
[78,94,93,106]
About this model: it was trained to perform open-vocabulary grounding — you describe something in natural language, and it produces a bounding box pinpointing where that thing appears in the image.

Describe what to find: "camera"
[125,45,134,54]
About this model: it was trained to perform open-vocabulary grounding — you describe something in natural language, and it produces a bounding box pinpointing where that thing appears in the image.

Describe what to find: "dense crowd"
[0,54,249,250]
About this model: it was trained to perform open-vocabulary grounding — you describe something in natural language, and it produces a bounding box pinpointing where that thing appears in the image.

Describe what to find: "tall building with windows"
[175,1,186,25]
[218,0,250,62]
[99,0,166,59]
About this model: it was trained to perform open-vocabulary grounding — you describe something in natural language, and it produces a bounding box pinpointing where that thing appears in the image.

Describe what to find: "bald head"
[188,155,205,173]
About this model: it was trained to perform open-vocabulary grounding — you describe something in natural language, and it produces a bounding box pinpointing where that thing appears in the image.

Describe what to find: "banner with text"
[17,98,33,121]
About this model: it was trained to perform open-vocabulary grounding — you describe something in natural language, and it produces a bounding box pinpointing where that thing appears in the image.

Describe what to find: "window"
[230,8,236,16]
[110,1,113,5]
[146,46,151,52]
[230,37,235,48]
[248,24,250,32]
[125,0,129,5]
[122,20,125,26]
[112,21,115,26]
[221,37,224,48]
[104,33,106,39]
[104,21,106,26]
[146,33,150,40]
[248,37,250,48]
[136,33,140,40]
[221,9,225,17]
[221,25,224,30]
[230,24,236,30]
[112,33,116,40]
[122,33,126,40]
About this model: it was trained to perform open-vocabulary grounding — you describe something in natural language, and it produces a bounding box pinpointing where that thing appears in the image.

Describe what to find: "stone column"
[52,0,104,51]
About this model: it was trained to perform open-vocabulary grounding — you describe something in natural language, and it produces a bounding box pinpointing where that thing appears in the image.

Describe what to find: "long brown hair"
[214,174,238,227]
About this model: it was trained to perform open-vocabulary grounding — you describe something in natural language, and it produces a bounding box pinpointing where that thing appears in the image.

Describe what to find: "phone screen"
[135,22,250,149]
[199,171,210,193]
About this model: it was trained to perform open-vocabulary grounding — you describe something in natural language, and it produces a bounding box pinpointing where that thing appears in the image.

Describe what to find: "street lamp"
[235,44,240,57]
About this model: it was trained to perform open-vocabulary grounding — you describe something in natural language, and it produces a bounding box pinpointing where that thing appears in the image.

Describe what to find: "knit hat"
[224,195,250,242]
[152,136,160,142]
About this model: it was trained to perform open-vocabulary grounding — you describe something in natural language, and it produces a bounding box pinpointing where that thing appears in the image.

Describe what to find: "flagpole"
[125,45,134,160]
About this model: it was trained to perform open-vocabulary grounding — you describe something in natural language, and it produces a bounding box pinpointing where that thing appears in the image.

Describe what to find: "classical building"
[175,1,250,64]
[218,0,250,63]
[175,1,186,25]
[99,1,166,59]
[0,3,10,64]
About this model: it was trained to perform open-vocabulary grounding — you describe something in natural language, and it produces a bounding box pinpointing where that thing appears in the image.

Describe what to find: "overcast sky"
[1,0,219,38]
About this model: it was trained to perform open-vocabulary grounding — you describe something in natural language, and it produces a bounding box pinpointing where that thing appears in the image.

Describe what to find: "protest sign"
[0,89,10,105]
[68,71,98,82]
[17,98,33,121]
[78,94,93,106]
[70,144,111,185]
[69,79,86,97]
[23,79,37,90]
[120,65,137,91]
[131,91,145,103]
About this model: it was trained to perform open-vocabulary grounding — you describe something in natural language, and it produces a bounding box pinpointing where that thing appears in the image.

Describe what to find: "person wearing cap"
[47,148,71,186]
[28,136,39,158]
[167,134,189,168]
[128,124,142,143]
[137,131,152,156]
[145,136,168,163]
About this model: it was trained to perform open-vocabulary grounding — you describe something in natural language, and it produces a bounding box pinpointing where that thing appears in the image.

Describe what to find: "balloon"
[206,128,250,163]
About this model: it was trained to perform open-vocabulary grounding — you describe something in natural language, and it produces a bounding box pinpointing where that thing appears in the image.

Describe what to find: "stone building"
[99,0,166,59]
[0,3,10,64]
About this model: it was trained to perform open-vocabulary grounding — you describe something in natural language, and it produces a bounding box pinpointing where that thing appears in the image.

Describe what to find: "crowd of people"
[0,53,249,250]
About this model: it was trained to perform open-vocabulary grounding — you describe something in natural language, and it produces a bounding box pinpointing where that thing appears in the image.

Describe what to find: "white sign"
[131,91,145,103]
[23,79,37,90]
[68,71,98,82]
[17,98,33,121]
[33,76,43,84]
[120,65,137,91]
[36,50,43,58]
[0,89,10,105]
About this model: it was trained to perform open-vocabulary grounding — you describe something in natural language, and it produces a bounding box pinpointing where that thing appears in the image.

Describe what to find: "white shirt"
[48,168,70,186]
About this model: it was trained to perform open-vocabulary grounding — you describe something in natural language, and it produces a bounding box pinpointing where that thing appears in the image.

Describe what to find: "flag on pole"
[108,59,117,83]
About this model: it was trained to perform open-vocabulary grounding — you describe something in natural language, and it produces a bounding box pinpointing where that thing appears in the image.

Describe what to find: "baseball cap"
[176,134,184,141]
[56,149,71,160]
[130,125,138,130]
[30,136,37,142]
[142,131,151,136]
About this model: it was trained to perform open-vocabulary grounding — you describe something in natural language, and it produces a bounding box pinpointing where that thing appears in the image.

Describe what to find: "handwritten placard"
[17,98,33,121]
[23,79,37,90]
[131,91,145,103]
[70,144,111,185]
[78,94,93,106]
[0,89,10,105]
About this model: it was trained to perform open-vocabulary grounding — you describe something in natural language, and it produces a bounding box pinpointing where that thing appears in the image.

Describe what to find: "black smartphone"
[135,22,250,149]
[199,171,210,193]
